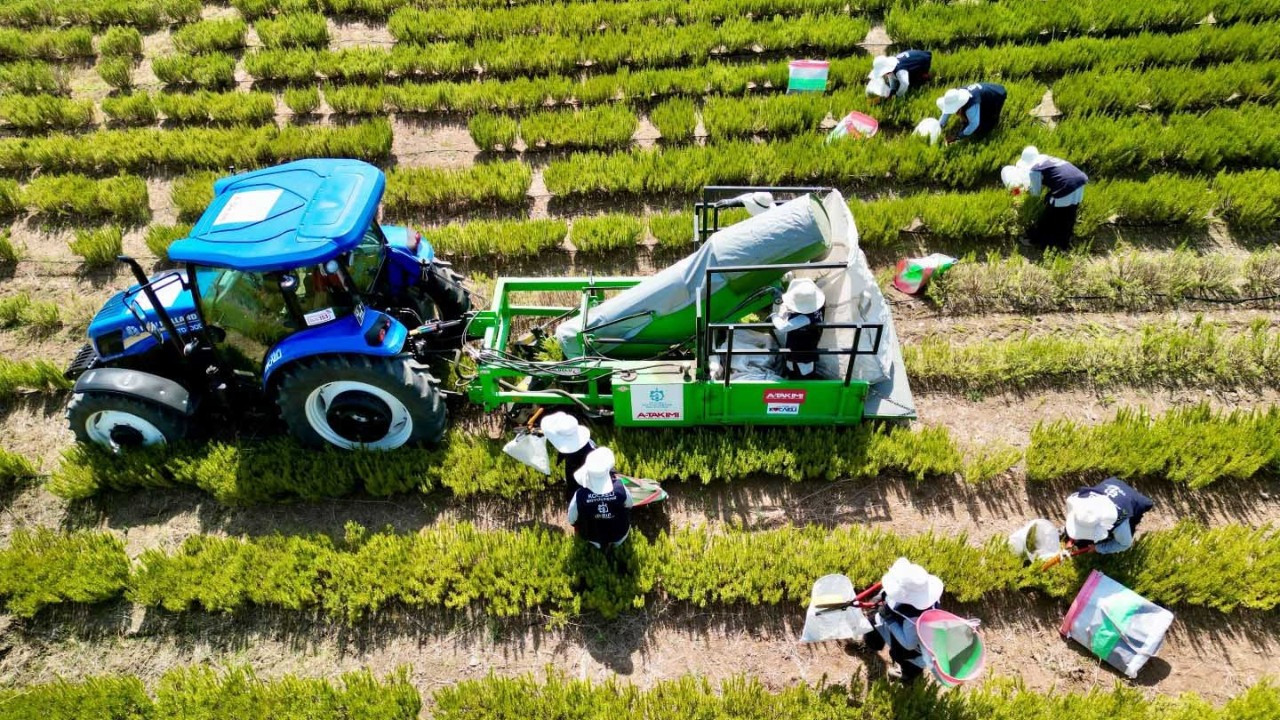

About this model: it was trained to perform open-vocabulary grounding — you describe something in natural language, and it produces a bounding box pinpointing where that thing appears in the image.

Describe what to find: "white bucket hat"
[936,88,971,116]
[574,446,616,494]
[781,278,826,314]
[1017,145,1043,169]
[881,557,944,610]
[1065,493,1119,542]
[740,191,775,217]
[914,117,942,144]
[1001,165,1031,190]
[865,56,898,98]
[540,412,590,453]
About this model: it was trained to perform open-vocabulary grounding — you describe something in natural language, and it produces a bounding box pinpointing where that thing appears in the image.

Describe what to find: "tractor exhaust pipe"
[118,255,186,355]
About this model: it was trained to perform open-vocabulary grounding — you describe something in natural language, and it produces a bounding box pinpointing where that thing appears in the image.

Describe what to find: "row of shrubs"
[0,0,199,28]
[102,90,278,127]
[2,519,1276,620]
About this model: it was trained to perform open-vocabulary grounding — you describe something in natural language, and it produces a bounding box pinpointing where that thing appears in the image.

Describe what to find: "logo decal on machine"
[764,389,807,415]
[631,383,684,421]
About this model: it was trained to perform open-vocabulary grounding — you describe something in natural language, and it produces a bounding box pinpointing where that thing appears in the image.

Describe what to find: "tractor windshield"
[346,223,385,294]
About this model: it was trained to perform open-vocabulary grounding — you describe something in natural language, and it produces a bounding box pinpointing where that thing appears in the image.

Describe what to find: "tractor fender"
[262,308,409,390]
[72,367,195,417]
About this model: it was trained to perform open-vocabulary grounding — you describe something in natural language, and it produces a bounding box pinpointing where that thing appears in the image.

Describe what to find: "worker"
[865,50,933,103]
[862,558,944,683]
[540,412,596,499]
[937,83,1007,143]
[1015,146,1089,250]
[568,447,634,550]
[771,278,826,379]
[1064,477,1154,554]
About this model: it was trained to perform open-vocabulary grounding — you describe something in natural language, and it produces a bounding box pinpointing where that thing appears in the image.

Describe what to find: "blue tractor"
[64,159,471,452]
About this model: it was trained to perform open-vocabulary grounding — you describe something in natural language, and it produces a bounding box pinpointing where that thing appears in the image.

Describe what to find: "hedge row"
[0,119,393,173]
[152,53,238,90]
[928,247,1280,315]
[3,670,1276,720]
[0,359,72,400]
[905,318,1280,392]
[0,293,61,333]
[256,11,330,50]
[230,0,919,19]
[386,0,850,43]
[0,28,94,61]
[423,212,695,257]
[68,226,124,268]
[0,0,200,28]
[0,446,37,489]
[19,174,149,224]
[1029,404,1280,489]
[0,667,418,720]
[172,17,249,54]
[1054,60,1280,116]
[0,61,68,96]
[243,15,870,82]
[103,90,278,127]
[0,95,94,133]
[887,0,1280,49]
[384,163,532,214]
[544,105,1280,197]
[3,520,1276,620]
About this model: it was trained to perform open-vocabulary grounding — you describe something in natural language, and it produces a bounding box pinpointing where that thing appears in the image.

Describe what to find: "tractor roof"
[166,159,386,273]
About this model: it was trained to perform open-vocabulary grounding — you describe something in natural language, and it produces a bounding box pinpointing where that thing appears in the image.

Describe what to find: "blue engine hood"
[87,270,205,361]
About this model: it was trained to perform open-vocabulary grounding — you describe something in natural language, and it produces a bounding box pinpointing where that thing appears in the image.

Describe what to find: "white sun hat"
[865,56,899,97]
[740,191,775,216]
[540,412,590,453]
[881,557,944,611]
[1017,145,1043,169]
[936,88,972,116]
[914,117,942,144]
[574,447,616,494]
[1065,493,1119,542]
[1001,165,1031,190]
[781,278,826,314]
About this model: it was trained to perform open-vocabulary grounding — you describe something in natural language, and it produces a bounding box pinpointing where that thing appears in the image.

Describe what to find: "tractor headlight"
[93,330,124,358]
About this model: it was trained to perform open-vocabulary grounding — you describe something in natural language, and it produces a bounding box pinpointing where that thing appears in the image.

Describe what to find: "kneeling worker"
[1064,477,1153,554]
[866,50,933,103]
[863,558,944,683]
[937,82,1006,143]
[540,412,596,499]
[771,278,826,379]
[568,447,634,550]
[1015,146,1089,250]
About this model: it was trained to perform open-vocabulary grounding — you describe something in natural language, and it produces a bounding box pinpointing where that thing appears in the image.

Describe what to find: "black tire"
[275,355,446,450]
[66,391,190,452]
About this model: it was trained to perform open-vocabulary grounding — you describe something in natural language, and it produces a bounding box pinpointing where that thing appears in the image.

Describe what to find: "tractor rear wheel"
[67,391,190,453]
[275,355,446,450]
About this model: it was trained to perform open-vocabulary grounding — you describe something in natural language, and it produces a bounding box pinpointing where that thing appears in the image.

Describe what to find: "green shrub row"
[0,446,37,489]
[256,12,330,50]
[386,0,849,43]
[245,15,869,82]
[103,91,277,127]
[0,179,17,216]
[68,226,124,268]
[0,231,17,264]
[543,105,1280,197]
[1214,168,1280,231]
[283,85,320,114]
[0,61,69,95]
[97,26,142,58]
[929,247,1280,315]
[171,17,249,54]
[5,519,1275,620]
[383,162,531,214]
[464,105,639,151]
[97,56,134,91]
[0,292,62,333]
[0,666,418,720]
[887,0,1280,49]
[0,0,200,28]
[0,28,94,61]
[569,214,644,253]
[20,174,149,224]
[0,119,393,173]
[906,317,1280,392]
[0,94,93,133]
[649,98,698,143]
[231,0,914,20]
[1029,404,1280,489]
[1055,60,1280,116]
[145,223,191,260]
[428,218,567,257]
[152,53,237,90]
[0,359,72,399]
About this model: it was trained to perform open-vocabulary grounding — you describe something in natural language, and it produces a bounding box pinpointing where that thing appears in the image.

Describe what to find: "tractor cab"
[67,159,466,453]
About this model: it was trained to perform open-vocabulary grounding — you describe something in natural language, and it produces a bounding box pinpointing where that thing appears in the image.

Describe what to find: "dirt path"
[2,593,1275,704]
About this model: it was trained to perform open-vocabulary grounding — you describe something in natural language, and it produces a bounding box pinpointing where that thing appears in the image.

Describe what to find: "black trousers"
[1027,201,1079,250]
[864,626,925,682]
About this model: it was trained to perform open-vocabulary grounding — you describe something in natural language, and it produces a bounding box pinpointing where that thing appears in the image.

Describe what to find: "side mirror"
[279,274,298,293]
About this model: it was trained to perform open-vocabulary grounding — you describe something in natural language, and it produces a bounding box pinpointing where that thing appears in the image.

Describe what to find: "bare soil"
[391,117,482,169]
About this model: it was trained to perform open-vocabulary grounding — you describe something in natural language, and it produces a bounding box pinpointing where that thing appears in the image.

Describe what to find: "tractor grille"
[64,343,98,380]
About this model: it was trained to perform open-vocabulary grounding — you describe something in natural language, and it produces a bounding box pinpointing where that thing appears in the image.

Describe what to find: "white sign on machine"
[630,384,684,421]
[214,188,283,226]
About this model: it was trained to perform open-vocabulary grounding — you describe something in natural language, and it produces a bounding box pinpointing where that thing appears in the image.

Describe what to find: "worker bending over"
[862,558,944,683]
[568,447,634,550]
[1016,146,1089,249]
[771,278,826,379]
[937,83,1006,143]
[865,50,933,102]
[541,412,596,499]
[1064,477,1153,554]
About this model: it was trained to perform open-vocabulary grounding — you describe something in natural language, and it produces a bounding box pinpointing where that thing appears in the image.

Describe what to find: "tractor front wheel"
[67,392,190,453]
[275,355,446,450]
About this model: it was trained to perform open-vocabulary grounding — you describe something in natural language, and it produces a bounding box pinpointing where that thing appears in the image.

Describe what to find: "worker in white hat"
[1064,477,1154,554]
[567,447,635,550]
[936,82,1007,143]
[771,278,826,379]
[865,49,933,103]
[1006,145,1089,249]
[861,558,944,683]
[540,412,596,499]
[714,191,775,217]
